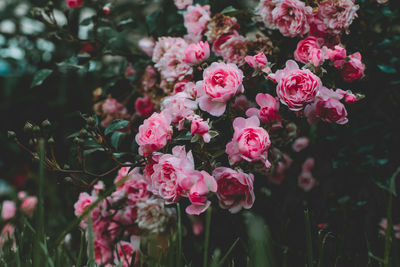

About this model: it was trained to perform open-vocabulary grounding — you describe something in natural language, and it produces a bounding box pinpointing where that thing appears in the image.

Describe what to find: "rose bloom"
[0,224,15,248]
[135,112,173,156]
[246,93,281,125]
[183,4,211,42]
[226,116,271,167]
[161,91,197,124]
[150,146,195,203]
[136,198,175,234]
[114,240,141,267]
[317,0,359,35]
[315,97,348,124]
[340,52,365,82]
[175,0,193,9]
[74,192,95,217]
[298,170,316,192]
[65,0,83,8]
[205,14,240,42]
[135,95,154,118]
[183,41,210,65]
[270,60,322,111]
[292,137,309,152]
[138,37,155,57]
[294,36,325,66]
[255,0,279,29]
[272,0,312,37]
[245,52,271,73]
[328,45,347,62]
[213,34,248,66]
[124,63,136,79]
[152,37,188,64]
[336,89,357,104]
[213,167,255,213]
[20,196,38,218]
[115,170,149,205]
[189,115,211,143]
[268,153,292,184]
[1,201,16,220]
[196,62,244,116]
[99,97,130,127]
[141,65,158,91]
[94,237,112,265]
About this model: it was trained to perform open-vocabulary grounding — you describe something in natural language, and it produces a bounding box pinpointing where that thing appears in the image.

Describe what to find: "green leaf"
[111,132,126,149]
[377,65,397,74]
[83,147,105,156]
[31,69,53,88]
[80,16,93,26]
[104,119,129,135]
[209,130,219,138]
[220,6,238,15]
[191,134,200,143]
[146,9,161,34]
[175,131,192,141]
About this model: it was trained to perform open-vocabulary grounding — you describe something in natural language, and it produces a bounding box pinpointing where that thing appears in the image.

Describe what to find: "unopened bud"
[41,119,51,129]
[48,137,55,144]
[86,117,96,127]
[33,125,41,136]
[64,177,73,183]
[24,122,34,134]
[79,129,88,138]
[7,131,17,141]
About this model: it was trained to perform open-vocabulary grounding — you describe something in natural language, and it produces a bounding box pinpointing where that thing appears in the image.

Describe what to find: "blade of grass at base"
[384,167,400,267]
[33,139,46,267]
[176,203,182,267]
[87,215,95,267]
[203,207,212,267]
[218,237,240,266]
[76,230,85,267]
[304,209,314,267]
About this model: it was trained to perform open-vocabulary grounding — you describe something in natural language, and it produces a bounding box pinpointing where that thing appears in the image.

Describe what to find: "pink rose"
[212,33,238,56]
[100,97,130,127]
[196,62,244,116]
[292,137,309,152]
[74,192,95,217]
[94,237,112,265]
[184,170,217,215]
[1,201,16,220]
[336,89,357,104]
[150,146,195,203]
[315,97,348,124]
[174,0,193,9]
[340,52,365,82]
[183,5,211,42]
[135,95,154,118]
[271,60,322,111]
[298,157,316,192]
[152,37,187,64]
[245,52,271,72]
[183,41,210,65]
[294,36,325,66]
[213,33,248,66]
[255,0,279,29]
[189,115,211,143]
[161,92,197,124]
[124,63,136,79]
[135,112,173,156]
[0,224,15,248]
[65,0,83,8]
[246,93,281,125]
[328,45,347,63]
[114,241,140,267]
[317,0,359,35]
[232,95,252,111]
[20,196,38,218]
[114,167,149,205]
[268,153,292,184]
[272,0,312,37]
[138,37,155,57]
[226,116,271,167]
[213,167,255,213]
[141,65,157,91]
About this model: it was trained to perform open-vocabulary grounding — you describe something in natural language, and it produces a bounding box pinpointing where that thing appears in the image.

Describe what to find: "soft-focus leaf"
[105,119,129,135]
[377,65,397,74]
[30,69,53,88]
[111,132,126,149]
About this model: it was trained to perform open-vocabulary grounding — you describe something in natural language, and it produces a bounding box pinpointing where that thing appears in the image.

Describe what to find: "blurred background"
[1,0,400,265]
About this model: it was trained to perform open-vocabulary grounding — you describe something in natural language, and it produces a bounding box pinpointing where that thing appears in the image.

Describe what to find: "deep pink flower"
[226,116,271,167]
[294,36,325,66]
[245,52,271,73]
[213,167,255,213]
[135,95,154,117]
[183,41,210,65]
[114,240,140,267]
[271,60,322,111]
[161,92,197,125]
[340,52,365,82]
[94,237,112,265]
[65,0,83,8]
[135,112,173,156]
[196,62,244,116]
[20,196,38,218]
[189,115,211,143]
[246,93,281,125]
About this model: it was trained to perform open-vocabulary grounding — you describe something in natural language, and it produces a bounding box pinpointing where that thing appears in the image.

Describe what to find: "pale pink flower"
[302,157,315,172]
[0,223,15,248]
[255,0,279,29]
[192,219,204,235]
[270,60,322,111]
[226,116,271,167]
[272,0,312,37]
[245,52,271,73]
[173,80,192,95]
[138,37,155,57]
[196,62,244,116]
[150,146,195,203]
[135,112,173,156]
[1,201,16,220]
[213,167,255,213]
[100,97,130,127]
[175,0,193,9]
[114,167,149,205]
[141,65,158,91]
[18,191,27,200]
[155,44,192,83]
[212,33,239,57]
[317,0,359,35]
[20,196,38,218]
[74,192,95,217]
[213,34,248,66]
[183,41,210,65]
[292,137,309,152]
[94,237,112,265]
[161,92,197,124]
[135,95,154,117]
[136,198,175,233]
[294,36,325,66]
[152,37,187,64]
[190,115,211,143]
[298,171,316,192]
[246,93,281,125]
[183,5,211,42]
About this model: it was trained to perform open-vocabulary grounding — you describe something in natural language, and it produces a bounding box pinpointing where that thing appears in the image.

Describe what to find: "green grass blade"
[176,203,183,267]
[304,209,314,267]
[87,215,95,267]
[218,237,240,266]
[203,206,212,267]
[76,230,85,267]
